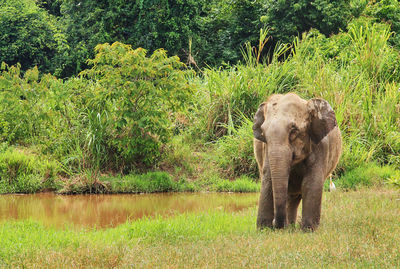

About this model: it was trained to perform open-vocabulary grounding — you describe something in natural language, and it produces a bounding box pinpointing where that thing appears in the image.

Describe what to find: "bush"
[0,42,196,173]
[80,42,194,169]
[0,65,48,143]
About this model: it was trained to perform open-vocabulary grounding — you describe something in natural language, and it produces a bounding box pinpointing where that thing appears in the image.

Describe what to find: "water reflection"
[0,192,258,229]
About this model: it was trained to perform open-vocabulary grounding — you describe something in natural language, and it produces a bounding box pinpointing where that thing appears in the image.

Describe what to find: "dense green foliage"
[191,18,400,180]
[0,0,67,74]
[54,0,204,76]
[364,0,400,48]
[5,0,400,77]
[263,0,351,43]
[199,0,265,65]
[0,0,399,193]
[80,42,193,169]
[0,42,193,174]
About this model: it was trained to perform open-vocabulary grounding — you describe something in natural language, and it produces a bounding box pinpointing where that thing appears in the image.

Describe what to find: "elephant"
[253,93,342,231]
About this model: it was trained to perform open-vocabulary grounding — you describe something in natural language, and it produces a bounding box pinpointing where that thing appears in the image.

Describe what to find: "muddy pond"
[0,192,258,229]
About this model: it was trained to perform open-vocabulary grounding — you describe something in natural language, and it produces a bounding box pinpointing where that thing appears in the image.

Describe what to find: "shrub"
[80,42,194,169]
[0,65,47,143]
[0,42,196,173]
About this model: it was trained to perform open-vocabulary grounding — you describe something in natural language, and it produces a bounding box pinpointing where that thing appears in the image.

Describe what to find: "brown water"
[0,192,258,229]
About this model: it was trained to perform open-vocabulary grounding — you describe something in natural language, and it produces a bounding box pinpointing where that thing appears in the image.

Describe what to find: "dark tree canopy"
[3,0,400,77]
[57,0,205,77]
[263,0,351,43]
[0,0,67,74]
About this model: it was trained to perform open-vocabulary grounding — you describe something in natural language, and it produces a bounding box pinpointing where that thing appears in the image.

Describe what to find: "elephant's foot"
[301,219,319,232]
[256,218,273,230]
[272,218,287,229]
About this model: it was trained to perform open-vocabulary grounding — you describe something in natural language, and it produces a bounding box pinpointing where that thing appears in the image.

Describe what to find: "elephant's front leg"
[257,164,274,229]
[301,171,324,231]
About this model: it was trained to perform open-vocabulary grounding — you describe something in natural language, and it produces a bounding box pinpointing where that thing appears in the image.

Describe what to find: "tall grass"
[213,116,258,178]
[189,16,399,180]
[0,147,60,193]
[290,18,400,172]
[194,36,297,140]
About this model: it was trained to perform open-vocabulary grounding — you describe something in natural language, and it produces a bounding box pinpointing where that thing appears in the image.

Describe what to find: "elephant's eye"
[289,126,299,141]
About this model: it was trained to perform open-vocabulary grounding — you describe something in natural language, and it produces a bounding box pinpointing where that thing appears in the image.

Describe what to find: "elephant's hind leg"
[287,194,301,225]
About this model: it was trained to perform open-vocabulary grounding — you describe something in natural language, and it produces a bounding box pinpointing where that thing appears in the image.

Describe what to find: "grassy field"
[0,187,398,268]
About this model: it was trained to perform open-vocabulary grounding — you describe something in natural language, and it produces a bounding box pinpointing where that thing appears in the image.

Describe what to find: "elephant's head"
[252,93,337,228]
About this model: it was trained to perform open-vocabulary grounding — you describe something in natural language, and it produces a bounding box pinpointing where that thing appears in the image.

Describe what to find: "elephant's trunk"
[268,145,291,228]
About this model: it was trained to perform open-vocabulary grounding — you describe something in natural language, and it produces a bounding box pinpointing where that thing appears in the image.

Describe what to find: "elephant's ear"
[253,102,267,143]
[307,98,337,144]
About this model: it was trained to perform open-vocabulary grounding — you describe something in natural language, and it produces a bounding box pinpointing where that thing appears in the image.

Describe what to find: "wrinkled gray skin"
[253,93,342,231]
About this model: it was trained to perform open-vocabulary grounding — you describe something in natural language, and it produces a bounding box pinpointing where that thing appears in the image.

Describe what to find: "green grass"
[101,172,196,193]
[0,188,399,267]
[0,147,61,194]
[208,175,260,192]
[334,163,400,189]
[99,172,259,194]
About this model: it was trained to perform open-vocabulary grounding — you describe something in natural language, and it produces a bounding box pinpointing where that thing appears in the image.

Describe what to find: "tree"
[0,0,67,74]
[263,0,351,43]
[198,0,264,65]
[57,0,204,77]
